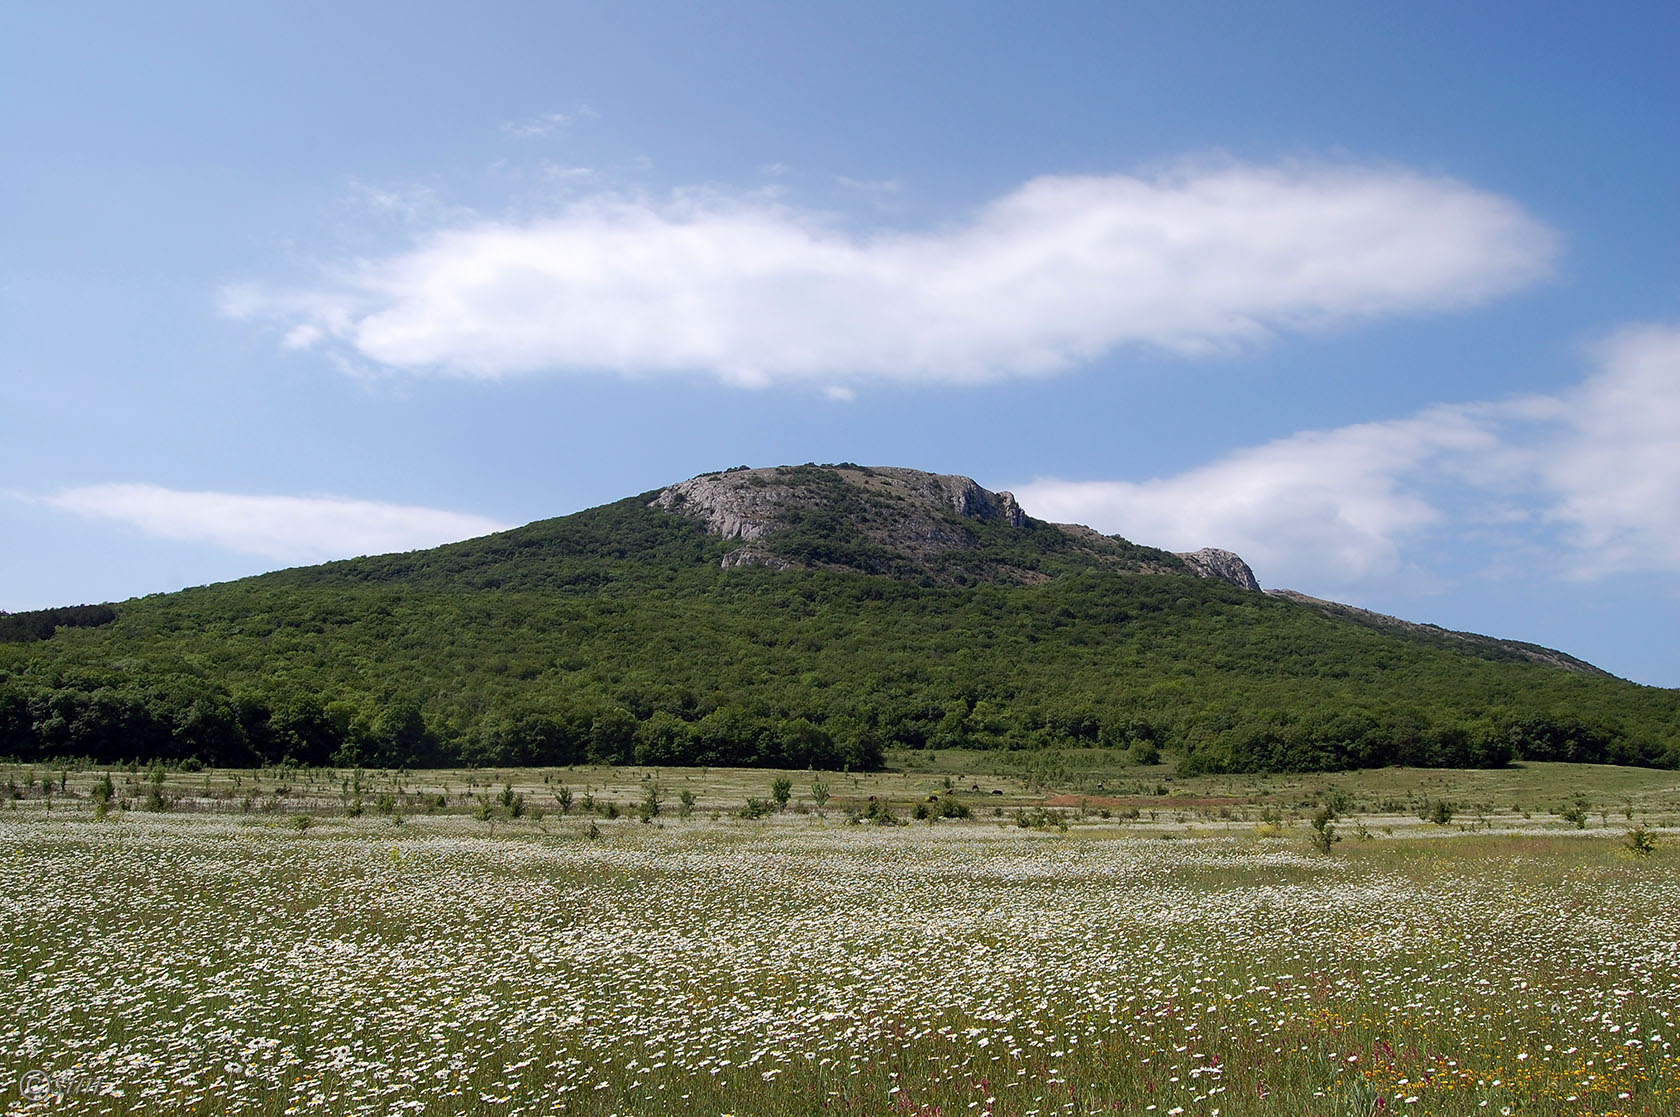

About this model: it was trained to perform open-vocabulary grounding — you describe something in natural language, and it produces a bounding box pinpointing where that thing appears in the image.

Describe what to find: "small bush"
[848,798,901,826]
[1625,825,1658,856]
[938,797,971,819]
[1309,807,1340,855]
[638,784,662,823]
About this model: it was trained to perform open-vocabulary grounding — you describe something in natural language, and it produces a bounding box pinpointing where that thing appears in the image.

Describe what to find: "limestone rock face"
[718,546,798,571]
[649,463,1259,590]
[652,465,1028,539]
[649,472,789,541]
[1176,547,1262,591]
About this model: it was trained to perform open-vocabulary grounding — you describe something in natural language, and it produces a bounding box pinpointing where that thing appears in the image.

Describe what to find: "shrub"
[771,776,792,811]
[1309,807,1340,855]
[638,784,662,823]
[1015,806,1065,830]
[1625,825,1658,856]
[864,798,901,826]
[938,797,971,819]
[92,772,114,820]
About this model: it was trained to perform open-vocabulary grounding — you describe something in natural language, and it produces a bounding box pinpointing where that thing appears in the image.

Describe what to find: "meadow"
[2,758,1678,1116]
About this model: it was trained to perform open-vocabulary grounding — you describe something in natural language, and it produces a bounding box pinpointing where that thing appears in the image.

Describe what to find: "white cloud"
[1015,322,1680,594]
[40,484,510,564]
[228,159,1556,388]
[501,106,597,138]
[1542,323,1680,577]
[1017,408,1499,593]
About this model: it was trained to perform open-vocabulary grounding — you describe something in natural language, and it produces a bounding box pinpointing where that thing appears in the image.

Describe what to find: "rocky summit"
[650,463,1259,589]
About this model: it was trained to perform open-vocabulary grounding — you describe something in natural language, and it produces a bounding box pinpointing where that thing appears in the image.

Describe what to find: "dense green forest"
[2,479,1676,774]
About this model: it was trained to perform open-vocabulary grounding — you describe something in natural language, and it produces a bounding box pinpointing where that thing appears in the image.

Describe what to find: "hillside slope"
[2,464,1674,774]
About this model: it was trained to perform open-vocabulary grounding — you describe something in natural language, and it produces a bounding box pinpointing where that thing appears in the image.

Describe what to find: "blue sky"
[4,2,1677,686]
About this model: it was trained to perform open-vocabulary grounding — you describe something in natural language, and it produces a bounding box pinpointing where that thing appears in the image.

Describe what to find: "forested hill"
[2,464,1676,775]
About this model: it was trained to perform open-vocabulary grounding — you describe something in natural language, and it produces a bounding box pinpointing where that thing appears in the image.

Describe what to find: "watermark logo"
[17,1068,106,1103]
[18,1070,50,1101]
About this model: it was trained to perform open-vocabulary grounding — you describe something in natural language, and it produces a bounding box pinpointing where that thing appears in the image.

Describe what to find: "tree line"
[2,495,1675,774]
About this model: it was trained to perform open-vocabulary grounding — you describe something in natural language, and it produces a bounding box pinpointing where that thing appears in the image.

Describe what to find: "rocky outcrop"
[718,546,798,571]
[650,464,1261,591]
[649,471,789,541]
[653,465,1029,539]
[873,468,1027,528]
[1176,548,1262,592]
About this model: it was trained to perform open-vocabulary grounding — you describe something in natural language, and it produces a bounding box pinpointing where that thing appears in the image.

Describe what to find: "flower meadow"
[2,811,1677,1116]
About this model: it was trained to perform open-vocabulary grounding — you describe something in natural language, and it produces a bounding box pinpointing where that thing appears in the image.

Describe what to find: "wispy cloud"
[39,485,510,563]
[1014,322,1680,594]
[226,158,1557,390]
[500,105,597,139]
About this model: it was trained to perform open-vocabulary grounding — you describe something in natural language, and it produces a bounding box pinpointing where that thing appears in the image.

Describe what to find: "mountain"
[648,464,1197,583]
[2,464,1675,775]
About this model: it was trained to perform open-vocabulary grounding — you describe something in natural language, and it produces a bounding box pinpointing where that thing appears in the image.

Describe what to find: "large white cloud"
[1015,322,1680,594]
[41,485,510,563]
[225,160,1556,388]
[1542,324,1680,577]
[1017,408,1500,593]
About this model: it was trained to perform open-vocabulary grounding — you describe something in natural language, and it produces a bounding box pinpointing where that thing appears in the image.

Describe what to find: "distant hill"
[2,464,1674,774]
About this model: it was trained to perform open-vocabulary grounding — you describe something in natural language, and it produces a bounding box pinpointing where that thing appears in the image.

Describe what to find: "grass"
[1,759,1678,1114]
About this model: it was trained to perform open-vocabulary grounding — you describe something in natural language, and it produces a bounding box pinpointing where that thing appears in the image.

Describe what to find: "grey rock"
[719,546,798,571]
[1177,547,1262,591]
